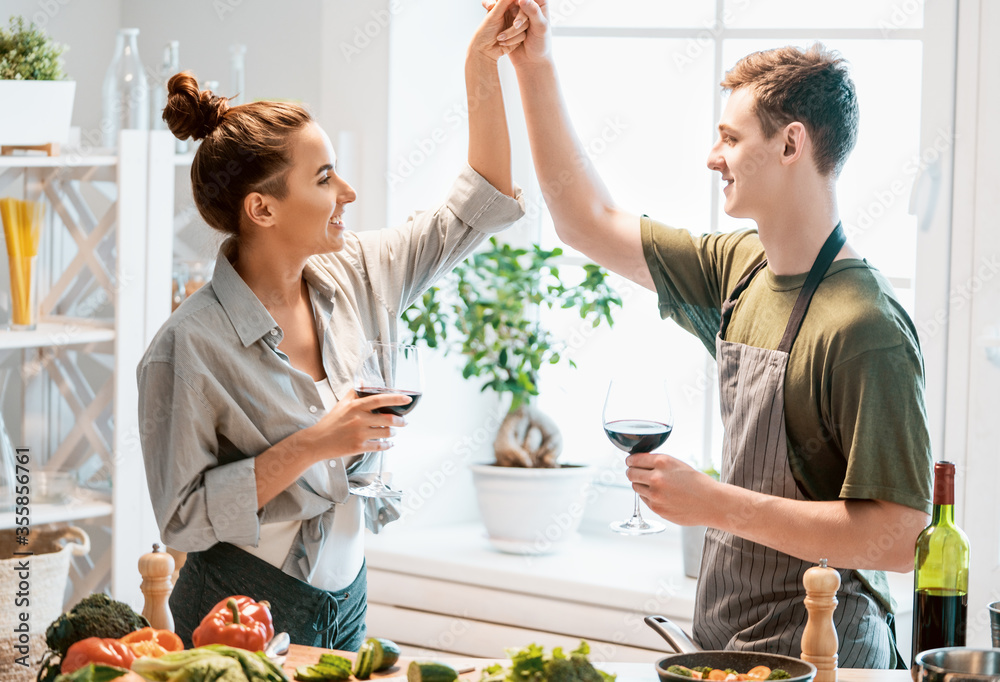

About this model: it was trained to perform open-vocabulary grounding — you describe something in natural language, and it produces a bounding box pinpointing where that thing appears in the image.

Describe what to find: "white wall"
[121,1,323,117]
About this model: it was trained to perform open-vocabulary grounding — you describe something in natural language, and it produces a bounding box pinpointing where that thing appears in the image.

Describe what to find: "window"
[382,0,958,541]
[529,1,957,484]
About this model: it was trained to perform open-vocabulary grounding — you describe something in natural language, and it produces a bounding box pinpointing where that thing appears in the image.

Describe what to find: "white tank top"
[237,377,364,592]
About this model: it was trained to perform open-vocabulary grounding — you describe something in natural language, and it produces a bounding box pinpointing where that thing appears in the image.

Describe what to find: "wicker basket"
[0,526,90,682]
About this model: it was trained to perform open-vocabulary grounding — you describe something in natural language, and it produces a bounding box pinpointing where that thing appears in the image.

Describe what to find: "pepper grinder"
[139,543,175,631]
[801,558,840,682]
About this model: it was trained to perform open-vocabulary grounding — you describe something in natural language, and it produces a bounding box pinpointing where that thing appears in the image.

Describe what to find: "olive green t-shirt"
[640,217,932,514]
[641,217,933,613]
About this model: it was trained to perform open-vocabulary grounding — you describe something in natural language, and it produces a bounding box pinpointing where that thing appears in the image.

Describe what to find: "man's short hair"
[721,43,859,177]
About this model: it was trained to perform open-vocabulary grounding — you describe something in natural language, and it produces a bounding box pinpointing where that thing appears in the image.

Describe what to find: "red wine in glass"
[356,387,422,416]
[604,419,672,454]
[350,342,423,499]
[603,378,673,535]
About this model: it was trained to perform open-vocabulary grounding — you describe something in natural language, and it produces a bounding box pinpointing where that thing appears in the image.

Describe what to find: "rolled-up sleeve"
[137,360,261,551]
[444,164,525,233]
[364,164,525,315]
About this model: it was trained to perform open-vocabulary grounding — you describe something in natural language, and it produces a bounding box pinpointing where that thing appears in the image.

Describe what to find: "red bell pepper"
[61,637,137,673]
[191,595,274,652]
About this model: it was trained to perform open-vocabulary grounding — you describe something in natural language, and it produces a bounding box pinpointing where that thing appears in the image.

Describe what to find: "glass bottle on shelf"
[229,44,246,106]
[151,41,178,131]
[101,28,150,149]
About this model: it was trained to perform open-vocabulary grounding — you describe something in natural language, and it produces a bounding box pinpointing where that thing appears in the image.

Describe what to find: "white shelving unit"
[0,130,174,610]
[0,498,113,529]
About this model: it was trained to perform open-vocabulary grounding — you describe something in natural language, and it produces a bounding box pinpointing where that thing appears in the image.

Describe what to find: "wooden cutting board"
[282,645,484,680]
[281,644,911,682]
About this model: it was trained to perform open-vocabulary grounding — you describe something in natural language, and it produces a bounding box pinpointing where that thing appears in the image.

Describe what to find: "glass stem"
[375,449,385,483]
[632,491,643,519]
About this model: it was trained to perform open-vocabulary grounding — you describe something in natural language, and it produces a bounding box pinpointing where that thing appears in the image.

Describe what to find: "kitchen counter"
[282,644,913,681]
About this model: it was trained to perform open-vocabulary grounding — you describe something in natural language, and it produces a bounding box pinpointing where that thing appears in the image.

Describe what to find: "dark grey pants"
[170,542,367,651]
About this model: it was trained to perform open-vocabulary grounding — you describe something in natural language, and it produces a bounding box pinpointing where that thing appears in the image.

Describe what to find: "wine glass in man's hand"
[603,377,673,535]
[350,342,423,499]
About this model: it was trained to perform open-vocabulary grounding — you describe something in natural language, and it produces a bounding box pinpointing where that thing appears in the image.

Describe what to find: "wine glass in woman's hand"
[603,377,673,535]
[350,342,423,499]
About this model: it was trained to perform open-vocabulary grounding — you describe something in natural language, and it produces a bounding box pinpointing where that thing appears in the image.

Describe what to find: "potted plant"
[0,16,75,150]
[403,237,621,553]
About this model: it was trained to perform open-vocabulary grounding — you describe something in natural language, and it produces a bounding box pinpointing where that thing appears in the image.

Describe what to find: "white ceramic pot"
[469,463,594,555]
[0,80,76,145]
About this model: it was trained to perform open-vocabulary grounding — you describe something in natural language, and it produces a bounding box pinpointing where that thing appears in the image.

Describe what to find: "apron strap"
[719,259,769,340]
[777,222,847,353]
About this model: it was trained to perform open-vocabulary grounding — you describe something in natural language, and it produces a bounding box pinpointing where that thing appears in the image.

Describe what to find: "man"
[494,0,933,669]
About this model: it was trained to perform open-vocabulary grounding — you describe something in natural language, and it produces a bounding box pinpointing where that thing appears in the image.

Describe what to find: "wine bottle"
[911,461,970,664]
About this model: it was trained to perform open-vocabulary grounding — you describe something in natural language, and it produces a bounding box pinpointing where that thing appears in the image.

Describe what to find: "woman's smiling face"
[270,121,357,255]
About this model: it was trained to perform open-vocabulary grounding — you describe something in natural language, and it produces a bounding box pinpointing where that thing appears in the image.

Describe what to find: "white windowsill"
[366,521,698,617]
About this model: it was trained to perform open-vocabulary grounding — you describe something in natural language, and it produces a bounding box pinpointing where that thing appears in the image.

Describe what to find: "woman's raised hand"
[470,0,530,61]
[490,0,550,67]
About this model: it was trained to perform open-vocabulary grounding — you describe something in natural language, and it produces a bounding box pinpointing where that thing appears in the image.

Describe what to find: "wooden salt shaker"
[801,558,840,682]
[139,543,175,631]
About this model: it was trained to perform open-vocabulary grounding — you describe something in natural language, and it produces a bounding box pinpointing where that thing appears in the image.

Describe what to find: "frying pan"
[912,647,1000,681]
[645,615,817,682]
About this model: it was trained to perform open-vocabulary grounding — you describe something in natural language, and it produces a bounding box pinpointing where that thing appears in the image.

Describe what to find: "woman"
[137,1,531,650]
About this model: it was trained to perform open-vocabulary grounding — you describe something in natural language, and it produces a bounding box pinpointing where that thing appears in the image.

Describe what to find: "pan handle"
[644,615,703,654]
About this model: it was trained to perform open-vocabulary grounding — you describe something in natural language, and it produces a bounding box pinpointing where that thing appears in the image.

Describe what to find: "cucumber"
[366,637,402,671]
[293,663,352,682]
[407,661,459,682]
[353,641,375,680]
[318,654,353,672]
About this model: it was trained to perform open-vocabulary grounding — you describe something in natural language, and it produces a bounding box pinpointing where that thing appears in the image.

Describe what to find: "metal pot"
[913,648,1000,681]
[645,615,817,682]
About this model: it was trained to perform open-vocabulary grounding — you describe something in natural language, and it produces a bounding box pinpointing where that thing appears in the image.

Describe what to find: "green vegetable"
[293,664,352,682]
[39,593,151,682]
[408,661,459,682]
[53,664,132,682]
[366,637,401,671]
[164,655,245,682]
[46,594,150,658]
[201,644,288,682]
[131,645,289,682]
[664,666,694,678]
[767,672,791,680]
[478,642,615,682]
[317,654,352,671]
[353,641,375,679]
[293,655,352,682]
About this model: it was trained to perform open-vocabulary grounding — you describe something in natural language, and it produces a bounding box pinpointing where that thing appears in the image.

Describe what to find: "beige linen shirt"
[137,165,524,582]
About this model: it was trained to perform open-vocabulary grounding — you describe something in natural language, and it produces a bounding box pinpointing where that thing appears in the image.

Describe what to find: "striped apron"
[692,223,900,668]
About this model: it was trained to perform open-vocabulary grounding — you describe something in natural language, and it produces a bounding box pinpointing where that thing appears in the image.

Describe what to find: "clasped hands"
[471,0,548,62]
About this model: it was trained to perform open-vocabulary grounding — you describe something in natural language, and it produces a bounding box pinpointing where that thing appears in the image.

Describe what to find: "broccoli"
[664,667,694,678]
[766,672,791,680]
[543,656,606,682]
[45,593,149,657]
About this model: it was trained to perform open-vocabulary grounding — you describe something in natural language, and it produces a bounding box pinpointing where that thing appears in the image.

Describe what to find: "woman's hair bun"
[162,71,231,141]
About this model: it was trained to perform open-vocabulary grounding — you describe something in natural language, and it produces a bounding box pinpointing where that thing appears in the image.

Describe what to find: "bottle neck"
[931,502,956,527]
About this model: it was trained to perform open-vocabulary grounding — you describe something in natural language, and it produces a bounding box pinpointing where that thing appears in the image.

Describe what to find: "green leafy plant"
[403,237,621,412]
[0,16,68,80]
